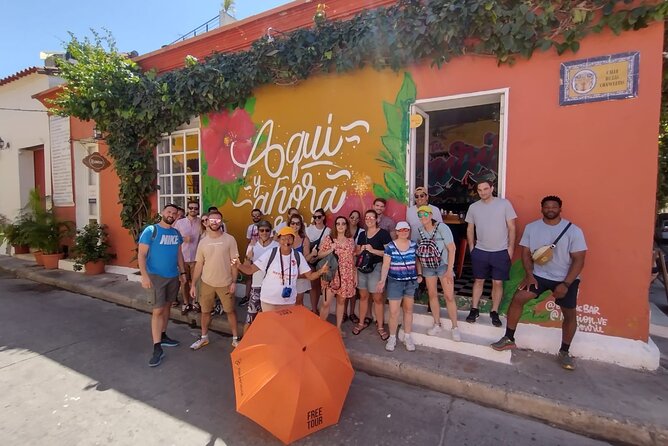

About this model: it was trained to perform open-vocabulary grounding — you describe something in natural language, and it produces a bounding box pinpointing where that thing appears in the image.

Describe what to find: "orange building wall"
[410,22,664,341]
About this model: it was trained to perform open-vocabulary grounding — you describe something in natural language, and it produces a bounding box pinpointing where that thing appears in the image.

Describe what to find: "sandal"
[349,313,360,324]
[377,326,390,341]
[352,323,367,336]
[192,302,201,313]
[363,317,372,328]
[181,304,190,315]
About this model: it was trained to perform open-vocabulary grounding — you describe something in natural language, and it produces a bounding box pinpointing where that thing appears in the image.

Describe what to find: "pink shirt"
[173,216,201,262]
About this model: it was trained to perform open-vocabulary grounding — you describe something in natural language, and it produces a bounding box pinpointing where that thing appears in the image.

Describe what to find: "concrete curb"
[1,261,667,446]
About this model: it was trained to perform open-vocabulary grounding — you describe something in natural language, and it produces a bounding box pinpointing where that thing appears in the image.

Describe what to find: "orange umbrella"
[230,305,354,444]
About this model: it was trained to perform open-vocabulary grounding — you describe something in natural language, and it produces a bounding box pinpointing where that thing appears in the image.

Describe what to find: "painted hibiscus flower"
[201,108,256,183]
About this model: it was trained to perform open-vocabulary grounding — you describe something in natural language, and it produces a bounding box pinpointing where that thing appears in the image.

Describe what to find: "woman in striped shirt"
[376,221,420,352]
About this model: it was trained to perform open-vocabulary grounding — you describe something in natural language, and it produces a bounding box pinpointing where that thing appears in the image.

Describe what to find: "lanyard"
[278,250,293,286]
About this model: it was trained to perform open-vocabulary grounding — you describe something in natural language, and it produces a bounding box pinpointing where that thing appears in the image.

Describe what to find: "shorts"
[296,278,311,293]
[527,275,580,309]
[146,274,180,309]
[422,263,447,277]
[386,277,417,300]
[199,281,234,313]
[471,248,511,281]
[245,287,262,324]
[357,262,382,292]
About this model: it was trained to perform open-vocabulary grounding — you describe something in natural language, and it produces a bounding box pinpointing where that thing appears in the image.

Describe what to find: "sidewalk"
[1,254,667,446]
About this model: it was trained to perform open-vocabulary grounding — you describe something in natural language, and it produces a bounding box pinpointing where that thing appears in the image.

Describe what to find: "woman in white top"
[288,214,312,306]
[305,208,331,314]
[243,220,278,334]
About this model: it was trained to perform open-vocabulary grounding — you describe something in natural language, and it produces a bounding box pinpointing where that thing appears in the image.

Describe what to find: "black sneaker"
[160,334,180,347]
[148,349,165,367]
[490,311,502,327]
[238,296,249,307]
[466,308,479,323]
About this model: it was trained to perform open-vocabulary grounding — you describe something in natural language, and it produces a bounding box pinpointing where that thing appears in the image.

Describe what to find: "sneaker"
[451,327,461,342]
[557,351,576,370]
[426,323,443,336]
[231,336,240,347]
[148,349,165,367]
[190,336,209,350]
[404,334,415,352]
[490,311,502,327]
[491,336,516,351]
[466,308,479,323]
[385,336,397,352]
[160,334,180,347]
[238,296,249,307]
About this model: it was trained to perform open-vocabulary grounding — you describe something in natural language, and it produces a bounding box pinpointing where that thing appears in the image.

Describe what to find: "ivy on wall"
[51,1,668,240]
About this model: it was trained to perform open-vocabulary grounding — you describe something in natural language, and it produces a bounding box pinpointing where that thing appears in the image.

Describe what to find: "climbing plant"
[51,1,668,240]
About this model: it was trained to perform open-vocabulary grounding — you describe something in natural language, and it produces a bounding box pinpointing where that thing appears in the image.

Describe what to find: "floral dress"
[320,236,357,298]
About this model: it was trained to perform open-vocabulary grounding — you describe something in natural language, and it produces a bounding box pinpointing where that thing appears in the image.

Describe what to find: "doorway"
[410,89,508,213]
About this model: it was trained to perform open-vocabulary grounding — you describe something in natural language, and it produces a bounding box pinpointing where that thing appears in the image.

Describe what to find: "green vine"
[51,1,668,241]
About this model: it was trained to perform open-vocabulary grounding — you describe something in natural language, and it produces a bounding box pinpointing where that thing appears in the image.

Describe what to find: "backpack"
[264,247,301,273]
[137,224,159,244]
[416,223,442,269]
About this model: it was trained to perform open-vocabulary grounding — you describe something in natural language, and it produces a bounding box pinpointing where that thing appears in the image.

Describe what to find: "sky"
[0,0,293,79]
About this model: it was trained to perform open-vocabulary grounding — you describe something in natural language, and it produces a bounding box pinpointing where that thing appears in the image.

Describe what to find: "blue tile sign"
[559,52,639,106]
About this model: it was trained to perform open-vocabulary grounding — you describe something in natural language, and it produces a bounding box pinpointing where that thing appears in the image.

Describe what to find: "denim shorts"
[357,262,382,292]
[386,277,417,300]
[422,263,447,277]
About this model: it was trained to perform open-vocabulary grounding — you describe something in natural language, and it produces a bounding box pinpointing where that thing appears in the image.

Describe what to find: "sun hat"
[395,221,411,231]
[414,186,428,195]
[417,205,433,214]
[277,226,296,237]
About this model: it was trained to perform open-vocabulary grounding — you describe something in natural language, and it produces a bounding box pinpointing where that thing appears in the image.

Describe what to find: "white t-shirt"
[246,223,260,242]
[253,249,311,305]
[247,240,279,287]
[305,225,331,251]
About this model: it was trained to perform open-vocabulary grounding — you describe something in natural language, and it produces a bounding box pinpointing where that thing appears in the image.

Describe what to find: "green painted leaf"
[201,114,210,127]
[243,97,256,115]
[373,183,389,199]
[381,135,404,164]
[394,72,417,108]
[382,102,403,139]
[384,171,407,202]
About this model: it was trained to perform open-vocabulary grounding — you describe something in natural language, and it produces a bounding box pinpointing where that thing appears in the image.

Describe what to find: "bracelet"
[180,272,186,276]
[561,281,571,288]
[417,274,423,277]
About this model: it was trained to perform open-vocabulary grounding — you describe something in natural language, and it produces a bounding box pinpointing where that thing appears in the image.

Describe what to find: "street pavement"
[0,270,609,446]
[0,255,667,445]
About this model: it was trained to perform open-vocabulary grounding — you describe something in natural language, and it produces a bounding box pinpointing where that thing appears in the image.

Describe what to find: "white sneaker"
[451,327,461,342]
[404,334,416,352]
[231,337,239,347]
[190,336,209,350]
[385,335,397,352]
[426,324,443,336]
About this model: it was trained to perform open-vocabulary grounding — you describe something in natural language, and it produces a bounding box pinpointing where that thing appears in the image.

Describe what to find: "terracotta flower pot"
[84,260,106,275]
[33,251,44,265]
[12,245,30,255]
[42,253,64,270]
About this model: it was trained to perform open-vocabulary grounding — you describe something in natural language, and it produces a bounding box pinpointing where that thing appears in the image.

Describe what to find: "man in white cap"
[406,186,442,241]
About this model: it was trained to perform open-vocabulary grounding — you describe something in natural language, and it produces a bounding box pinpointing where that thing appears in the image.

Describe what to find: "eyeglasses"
[209,218,222,224]
[258,228,271,233]
[417,211,430,218]
[313,215,324,220]
[364,216,376,220]
[188,206,199,210]
[414,193,426,199]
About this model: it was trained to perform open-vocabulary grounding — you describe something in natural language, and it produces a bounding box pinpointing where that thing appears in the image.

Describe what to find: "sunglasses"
[209,218,222,224]
[289,222,301,226]
[417,211,431,218]
[188,206,199,210]
[313,215,324,220]
[201,219,209,223]
[258,228,271,233]
[414,193,426,198]
[397,228,410,232]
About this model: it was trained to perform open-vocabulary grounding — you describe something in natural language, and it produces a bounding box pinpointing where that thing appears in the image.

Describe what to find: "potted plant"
[72,222,113,275]
[0,214,31,254]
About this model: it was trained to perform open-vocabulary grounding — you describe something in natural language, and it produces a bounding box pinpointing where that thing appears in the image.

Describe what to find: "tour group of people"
[138,181,587,371]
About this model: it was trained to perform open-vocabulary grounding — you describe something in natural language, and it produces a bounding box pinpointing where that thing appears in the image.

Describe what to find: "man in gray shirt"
[465,180,517,327]
[491,196,586,371]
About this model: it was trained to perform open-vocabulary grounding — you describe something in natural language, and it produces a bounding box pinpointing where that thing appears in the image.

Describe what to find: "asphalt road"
[0,270,609,446]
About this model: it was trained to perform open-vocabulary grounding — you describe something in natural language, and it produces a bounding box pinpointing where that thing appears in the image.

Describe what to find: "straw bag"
[532,223,572,266]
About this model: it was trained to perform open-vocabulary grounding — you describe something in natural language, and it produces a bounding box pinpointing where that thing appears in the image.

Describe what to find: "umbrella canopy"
[231,305,354,444]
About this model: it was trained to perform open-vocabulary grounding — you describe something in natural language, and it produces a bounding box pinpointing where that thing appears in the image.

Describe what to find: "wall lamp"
[0,137,10,150]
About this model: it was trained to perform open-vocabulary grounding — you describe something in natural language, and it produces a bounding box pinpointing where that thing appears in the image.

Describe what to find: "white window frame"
[156,129,202,210]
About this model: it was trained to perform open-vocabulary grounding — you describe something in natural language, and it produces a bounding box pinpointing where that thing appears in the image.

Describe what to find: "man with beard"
[240,208,264,307]
[173,200,202,314]
[138,204,186,367]
[189,210,241,350]
[406,186,442,242]
[491,196,587,371]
